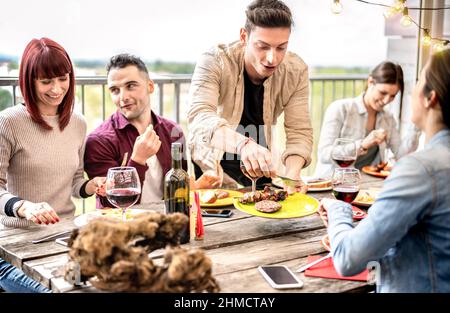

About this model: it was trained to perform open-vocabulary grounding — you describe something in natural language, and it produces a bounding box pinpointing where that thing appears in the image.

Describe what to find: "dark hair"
[423,49,450,129]
[19,37,75,131]
[106,53,149,77]
[245,0,293,33]
[366,61,404,120]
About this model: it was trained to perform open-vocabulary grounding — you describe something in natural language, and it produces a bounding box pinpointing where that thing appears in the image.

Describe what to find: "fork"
[121,152,129,167]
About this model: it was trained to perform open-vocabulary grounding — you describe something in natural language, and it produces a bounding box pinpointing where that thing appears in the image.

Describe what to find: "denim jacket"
[327,129,450,292]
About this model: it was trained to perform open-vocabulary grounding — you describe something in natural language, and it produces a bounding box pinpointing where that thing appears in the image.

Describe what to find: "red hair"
[19,37,75,130]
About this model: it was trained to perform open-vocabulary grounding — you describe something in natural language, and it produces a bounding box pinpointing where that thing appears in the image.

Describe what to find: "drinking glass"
[331,138,357,168]
[105,167,141,221]
[331,168,361,204]
[240,160,262,193]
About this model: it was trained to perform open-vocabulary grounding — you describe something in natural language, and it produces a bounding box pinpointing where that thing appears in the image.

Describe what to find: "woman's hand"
[86,177,106,196]
[361,128,387,150]
[17,201,60,225]
[318,198,340,227]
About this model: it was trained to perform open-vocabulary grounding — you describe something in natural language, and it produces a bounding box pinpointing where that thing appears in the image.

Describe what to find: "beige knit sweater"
[0,104,88,227]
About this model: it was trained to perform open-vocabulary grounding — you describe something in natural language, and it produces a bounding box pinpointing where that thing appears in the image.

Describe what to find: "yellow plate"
[233,193,319,219]
[191,189,244,208]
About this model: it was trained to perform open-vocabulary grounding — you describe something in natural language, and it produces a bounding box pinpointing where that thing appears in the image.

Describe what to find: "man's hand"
[131,124,161,165]
[284,180,308,195]
[283,155,307,194]
[240,140,276,178]
[86,177,106,196]
[17,201,60,225]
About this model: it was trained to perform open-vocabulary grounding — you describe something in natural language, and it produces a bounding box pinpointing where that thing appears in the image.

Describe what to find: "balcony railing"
[0,74,367,178]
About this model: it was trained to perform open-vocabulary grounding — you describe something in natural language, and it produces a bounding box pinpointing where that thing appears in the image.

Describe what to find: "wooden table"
[0,173,384,293]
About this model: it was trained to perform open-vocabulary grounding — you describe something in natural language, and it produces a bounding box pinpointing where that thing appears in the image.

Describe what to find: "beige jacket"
[187,41,313,186]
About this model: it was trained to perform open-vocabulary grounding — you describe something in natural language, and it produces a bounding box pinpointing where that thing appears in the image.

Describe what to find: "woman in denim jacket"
[318,49,450,292]
[315,61,420,178]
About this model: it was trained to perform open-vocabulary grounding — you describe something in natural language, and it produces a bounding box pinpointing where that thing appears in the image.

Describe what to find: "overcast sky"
[0,0,391,67]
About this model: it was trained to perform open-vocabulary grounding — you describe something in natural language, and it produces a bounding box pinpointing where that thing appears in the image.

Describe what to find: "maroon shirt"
[84,110,187,208]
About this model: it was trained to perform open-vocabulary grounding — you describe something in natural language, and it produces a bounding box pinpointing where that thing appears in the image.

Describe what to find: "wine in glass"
[105,166,141,221]
[331,138,357,168]
[240,160,262,193]
[331,168,361,204]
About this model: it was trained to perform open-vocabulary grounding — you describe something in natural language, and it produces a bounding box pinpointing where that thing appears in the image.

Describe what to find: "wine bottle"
[164,142,190,244]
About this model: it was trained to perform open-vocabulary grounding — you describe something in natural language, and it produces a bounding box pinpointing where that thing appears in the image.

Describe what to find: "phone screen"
[201,210,233,218]
[260,266,299,285]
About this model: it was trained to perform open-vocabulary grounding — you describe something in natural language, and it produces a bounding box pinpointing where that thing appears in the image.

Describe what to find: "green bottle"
[164,142,190,244]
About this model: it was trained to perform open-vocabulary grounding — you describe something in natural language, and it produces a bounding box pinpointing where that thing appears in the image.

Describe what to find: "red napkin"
[304,255,369,282]
[352,206,367,220]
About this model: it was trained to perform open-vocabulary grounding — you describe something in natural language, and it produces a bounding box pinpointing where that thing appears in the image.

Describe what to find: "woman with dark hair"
[0,38,104,292]
[318,49,450,292]
[315,61,420,178]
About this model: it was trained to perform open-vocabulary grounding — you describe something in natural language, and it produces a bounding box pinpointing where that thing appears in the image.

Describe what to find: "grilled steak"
[255,200,282,213]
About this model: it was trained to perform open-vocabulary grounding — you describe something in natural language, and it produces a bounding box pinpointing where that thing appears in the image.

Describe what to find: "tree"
[7,61,19,72]
[0,89,13,111]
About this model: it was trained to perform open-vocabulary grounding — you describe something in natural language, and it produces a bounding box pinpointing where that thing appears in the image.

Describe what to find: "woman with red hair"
[0,38,104,292]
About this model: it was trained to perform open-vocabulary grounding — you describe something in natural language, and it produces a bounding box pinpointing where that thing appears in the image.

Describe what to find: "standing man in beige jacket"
[187,0,313,192]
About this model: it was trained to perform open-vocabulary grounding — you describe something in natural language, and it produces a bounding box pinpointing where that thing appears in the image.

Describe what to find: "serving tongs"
[31,229,75,244]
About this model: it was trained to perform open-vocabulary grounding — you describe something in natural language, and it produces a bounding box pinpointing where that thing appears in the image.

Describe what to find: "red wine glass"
[331,168,361,204]
[105,167,141,221]
[331,138,357,168]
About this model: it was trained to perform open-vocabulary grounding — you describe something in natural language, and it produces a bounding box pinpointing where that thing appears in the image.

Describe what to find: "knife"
[276,175,304,188]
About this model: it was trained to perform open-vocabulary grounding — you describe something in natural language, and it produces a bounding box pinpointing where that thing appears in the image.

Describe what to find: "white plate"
[307,185,332,192]
[74,208,149,227]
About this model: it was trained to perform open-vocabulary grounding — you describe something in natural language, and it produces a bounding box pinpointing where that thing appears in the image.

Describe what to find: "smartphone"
[55,236,70,247]
[201,209,233,218]
[258,265,304,289]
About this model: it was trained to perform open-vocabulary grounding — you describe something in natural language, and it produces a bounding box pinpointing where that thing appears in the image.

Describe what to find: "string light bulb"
[432,40,449,52]
[400,7,413,27]
[421,29,432,46]
[383,7,396,19]
[331,0,343,14]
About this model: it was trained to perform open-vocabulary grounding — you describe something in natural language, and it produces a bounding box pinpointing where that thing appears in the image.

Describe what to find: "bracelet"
[13,200,26,218]
[236,137,254,155]
[358,145,368,155]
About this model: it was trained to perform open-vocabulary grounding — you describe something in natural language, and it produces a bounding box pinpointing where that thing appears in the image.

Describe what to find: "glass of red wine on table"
[331,138,357,168]
[331,168,361,204]
[105,167,141,221]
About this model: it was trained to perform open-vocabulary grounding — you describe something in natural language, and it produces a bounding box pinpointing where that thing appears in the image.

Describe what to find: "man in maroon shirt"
[84,54,220,208]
